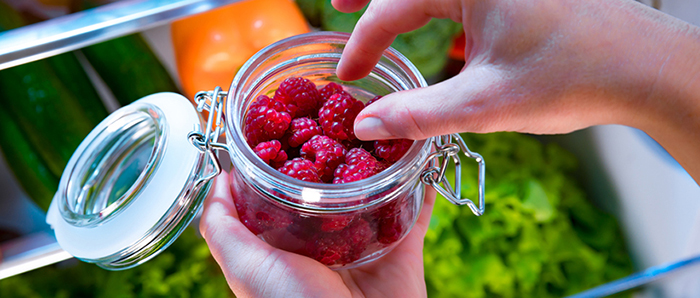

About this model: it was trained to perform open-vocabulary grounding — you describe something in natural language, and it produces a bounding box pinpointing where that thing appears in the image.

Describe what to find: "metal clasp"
[420,134,485,216]
[187,86,230,184]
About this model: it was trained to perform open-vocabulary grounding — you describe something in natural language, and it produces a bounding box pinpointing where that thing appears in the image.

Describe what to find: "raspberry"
[278,158,322,183]
[306,218,373,265]
[365,95,382,106]
[287,117,322,148]
[321,215,356,232]
[373,198,405,245]
[300,135,347,183]
[253,140,288,169]
[378,217,403,245]
[274,77,321,118]
[305,234,351,266]
[374,139,414,163]
[318,93,365,141]
[234,196,293,234]
[333,148,386,183]
[244,95,291,147]
[319,82,349,102]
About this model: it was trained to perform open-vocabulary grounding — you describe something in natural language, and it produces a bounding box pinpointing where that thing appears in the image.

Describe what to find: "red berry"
[234,195,293,234]
[244,95,291,147]
[301,135,347,183]
[373,198,405,245]
[306,218,373,265]
[287,117,323,148]
[374,139,414,163]
[278,158,322,183]
[333,148,386,183]
[378,217,403,245]
[366,95,382,106]
[321,215,356,232]
[319,82,349,102]
[318,93,365,142]
[253,140,288,169]
[275,77,321,118]
[305,234,351,266]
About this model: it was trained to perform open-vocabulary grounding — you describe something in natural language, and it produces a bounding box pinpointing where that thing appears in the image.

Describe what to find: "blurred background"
[0,0,699,297]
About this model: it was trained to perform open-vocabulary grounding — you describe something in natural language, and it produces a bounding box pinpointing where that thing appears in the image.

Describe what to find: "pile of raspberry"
[244,76,414,184]
[238,77,417,266]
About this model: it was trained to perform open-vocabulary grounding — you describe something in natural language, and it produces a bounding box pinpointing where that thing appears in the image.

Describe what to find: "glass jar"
[47,32,485,271]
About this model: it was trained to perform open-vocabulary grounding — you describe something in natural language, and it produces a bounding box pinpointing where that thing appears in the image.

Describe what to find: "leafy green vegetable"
[298,0,462,78]
[0,228,232,298]
[424,132,634,297]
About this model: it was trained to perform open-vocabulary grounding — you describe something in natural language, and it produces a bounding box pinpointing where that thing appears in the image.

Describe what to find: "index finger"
[336,0,463,81]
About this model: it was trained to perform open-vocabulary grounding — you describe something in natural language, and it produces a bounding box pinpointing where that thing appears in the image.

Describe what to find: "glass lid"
[47,92,216,270]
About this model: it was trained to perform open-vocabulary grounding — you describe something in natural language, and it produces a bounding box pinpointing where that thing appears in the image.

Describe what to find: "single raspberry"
[278,158,322,183]
[253,140,288,169]
[300,135,347,183]
[287,117,323,148]
[374,139,414,163]
[244,95,291,147]
[365,95,382,106]
[287,215,321,241]
[274,77,321,118]
[318,93,365,142]
[378,217,403,245]
[305,218,373,265]
[305,234,352,266]
[318,82,349,102]
[234,196,293,234]
[321,215,356,232]
[341,219,373,260]
[333,148,386,183]
[373,198,405,245]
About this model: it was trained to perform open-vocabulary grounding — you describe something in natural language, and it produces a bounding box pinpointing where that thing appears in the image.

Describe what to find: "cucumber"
[0,2,109,210]
[80,33,180,106]
[0,107,59,211]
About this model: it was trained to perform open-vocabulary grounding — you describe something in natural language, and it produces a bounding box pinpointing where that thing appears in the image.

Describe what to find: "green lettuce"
[0,228,232,298]
[424,132,634,297]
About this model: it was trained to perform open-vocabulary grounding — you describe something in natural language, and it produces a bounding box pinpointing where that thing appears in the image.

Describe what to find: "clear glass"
[225,32,431,269]
[59,104,167,227]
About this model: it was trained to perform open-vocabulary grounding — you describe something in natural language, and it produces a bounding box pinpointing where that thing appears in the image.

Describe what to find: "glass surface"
[60,105,165,228]
[224,32,431,269]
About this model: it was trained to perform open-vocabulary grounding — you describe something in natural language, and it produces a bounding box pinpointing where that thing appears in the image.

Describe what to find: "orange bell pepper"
[172,0,310,100]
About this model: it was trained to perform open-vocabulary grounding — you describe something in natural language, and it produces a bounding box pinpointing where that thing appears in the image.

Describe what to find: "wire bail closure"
[187,87,230,184]
[420,134,486,216]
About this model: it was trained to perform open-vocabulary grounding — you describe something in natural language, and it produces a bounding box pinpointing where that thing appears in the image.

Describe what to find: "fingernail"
[355,117,393,140]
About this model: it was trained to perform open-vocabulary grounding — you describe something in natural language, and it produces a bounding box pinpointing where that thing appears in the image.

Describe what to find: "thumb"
[354,66,507,140]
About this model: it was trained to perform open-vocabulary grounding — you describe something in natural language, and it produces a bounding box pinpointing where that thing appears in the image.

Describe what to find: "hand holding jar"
[198,0,700,297]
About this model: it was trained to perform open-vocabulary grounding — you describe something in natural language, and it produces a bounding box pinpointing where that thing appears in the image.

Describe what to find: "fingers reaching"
[331,0,371,13]
[337,0,461,80]
[354,65,509,140]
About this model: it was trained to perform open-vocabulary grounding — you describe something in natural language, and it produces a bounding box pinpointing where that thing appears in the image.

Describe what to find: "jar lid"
[46,92,214,270]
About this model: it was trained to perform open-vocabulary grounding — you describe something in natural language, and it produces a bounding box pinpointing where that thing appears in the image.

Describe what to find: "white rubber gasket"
[47,92,201,260]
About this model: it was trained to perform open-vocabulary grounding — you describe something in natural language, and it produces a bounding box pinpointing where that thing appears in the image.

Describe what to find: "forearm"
[603,2,700,183]
[636,22,700,183]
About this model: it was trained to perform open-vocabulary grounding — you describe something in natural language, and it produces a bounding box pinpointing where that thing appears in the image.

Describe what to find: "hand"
[199,171,436,298]
[334,0,700,182]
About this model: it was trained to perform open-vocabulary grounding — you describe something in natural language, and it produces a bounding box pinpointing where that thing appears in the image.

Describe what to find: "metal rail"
[0,0,241,70]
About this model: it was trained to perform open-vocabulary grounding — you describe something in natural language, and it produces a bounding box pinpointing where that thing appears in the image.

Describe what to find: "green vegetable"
[77,0,180,106]
[424,132,634,297]
[0,2,109,210]
[0,228,232,298]
[80,33,180,106]
[298,0,462,78]
[0,107,59,210]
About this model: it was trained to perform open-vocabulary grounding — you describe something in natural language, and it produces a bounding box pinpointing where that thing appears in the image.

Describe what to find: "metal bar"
[566,254,700,298]
[0,0,242,70]
[0,231,73,280]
